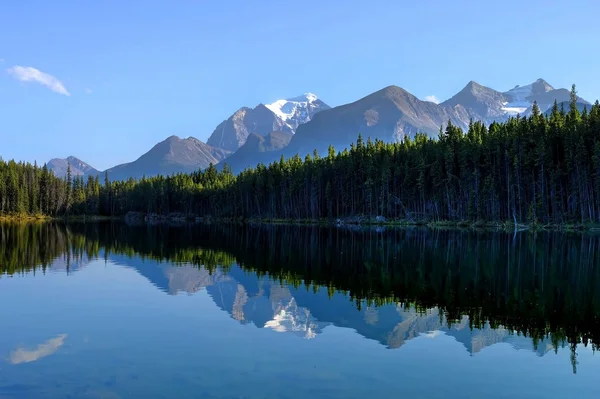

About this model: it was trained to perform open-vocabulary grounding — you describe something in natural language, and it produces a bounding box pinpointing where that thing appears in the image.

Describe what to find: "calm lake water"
[1,222,600,398]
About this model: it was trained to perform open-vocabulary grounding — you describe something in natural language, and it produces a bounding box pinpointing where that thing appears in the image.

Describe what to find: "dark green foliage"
[0,159,65,216]
[2,90,600,223]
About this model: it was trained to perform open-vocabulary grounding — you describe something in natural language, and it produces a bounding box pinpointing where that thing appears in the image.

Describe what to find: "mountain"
[218,131,292,173]
[264,93,330,131]
[206,104,294,152]
[206,94,330,153]
[46,79,593,180]
[503,79,589,115]
[442,79,590,122]
[440,79,590,121]
[441,81,511,121]
[502,78,555,114]
[47,156,99,178]
[247,80,591,169]
[104,135,230,181]
[284,85,470,158]
[215,81,593,173]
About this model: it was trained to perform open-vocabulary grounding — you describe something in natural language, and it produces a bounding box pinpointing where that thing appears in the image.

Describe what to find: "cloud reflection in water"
[9,334,68,364]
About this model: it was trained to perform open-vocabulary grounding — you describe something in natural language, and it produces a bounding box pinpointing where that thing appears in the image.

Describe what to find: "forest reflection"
[1,221,599,373]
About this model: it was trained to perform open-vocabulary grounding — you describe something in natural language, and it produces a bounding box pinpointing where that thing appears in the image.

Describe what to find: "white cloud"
[85,88,92,94]
[7,65,70,96]
[9,334,68,364]
[424,95,440,104]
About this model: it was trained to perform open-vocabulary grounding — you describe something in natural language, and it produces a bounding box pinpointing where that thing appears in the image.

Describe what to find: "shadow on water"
[2,221,600,374]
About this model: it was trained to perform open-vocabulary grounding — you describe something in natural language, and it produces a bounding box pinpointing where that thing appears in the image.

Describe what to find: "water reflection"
[117,260,557,355]
[9,334,68,364]
[1,222,600,375]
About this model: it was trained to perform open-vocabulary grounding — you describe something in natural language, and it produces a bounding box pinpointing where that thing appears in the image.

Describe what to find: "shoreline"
[2,213,600,232]
[0,215,119,223]
[185,216,600,232]
[0,214,51,222]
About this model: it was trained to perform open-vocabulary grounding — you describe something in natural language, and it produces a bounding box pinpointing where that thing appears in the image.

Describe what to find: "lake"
[1,222,600,398]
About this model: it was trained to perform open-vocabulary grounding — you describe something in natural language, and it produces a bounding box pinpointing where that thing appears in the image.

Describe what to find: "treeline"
[0,160,101,216]
[2,86,600,224]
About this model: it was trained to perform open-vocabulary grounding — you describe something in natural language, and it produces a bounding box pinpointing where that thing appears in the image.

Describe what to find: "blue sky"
[1,0,599,170]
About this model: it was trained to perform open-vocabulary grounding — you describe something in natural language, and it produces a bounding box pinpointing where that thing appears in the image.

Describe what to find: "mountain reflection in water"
[2,221,599,375]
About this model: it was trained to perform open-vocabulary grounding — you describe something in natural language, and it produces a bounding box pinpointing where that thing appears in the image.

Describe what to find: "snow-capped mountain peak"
[502,79,555,115]
[264,93,330,132]
[505,79,554,101]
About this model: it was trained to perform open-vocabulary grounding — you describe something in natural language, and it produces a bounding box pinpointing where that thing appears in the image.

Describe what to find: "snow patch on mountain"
[503,85,535,113]
[501,102,528,115]
[501,107,528,115]
[265,100,298,123]
[502,79,554,115]
[265,93,322,131]
[506,85,534,102]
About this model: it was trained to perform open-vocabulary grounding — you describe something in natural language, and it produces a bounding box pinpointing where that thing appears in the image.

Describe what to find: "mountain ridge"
[49,136,230,181]
[47,156,100,178]
[47,79,592,178]
[441,80,511,120]
[206,93,330,152]
[104,135,231,181]
[218,79,591,173]
[206,104,293,152]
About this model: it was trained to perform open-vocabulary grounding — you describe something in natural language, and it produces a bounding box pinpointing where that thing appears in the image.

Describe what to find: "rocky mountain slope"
[206,94,329,152]
[441,81,511,121]
[104,135,230,181]
[286,85,470,158]
[217,131,292,172]
[206,104,293,152]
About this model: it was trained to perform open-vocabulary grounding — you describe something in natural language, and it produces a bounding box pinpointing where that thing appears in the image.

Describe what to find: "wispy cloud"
[7,66,70,96]
[9,334,68,364]
[424,95,440,104]
[85,88,92,94]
